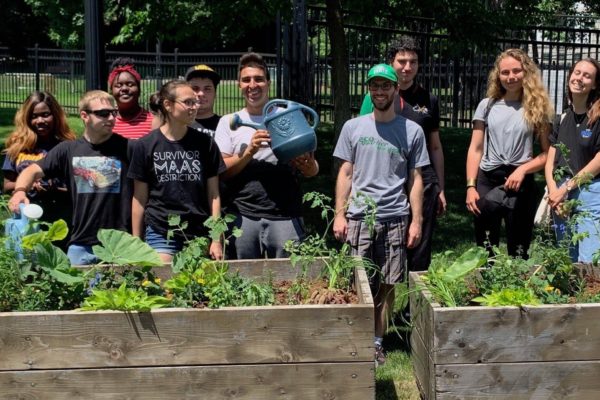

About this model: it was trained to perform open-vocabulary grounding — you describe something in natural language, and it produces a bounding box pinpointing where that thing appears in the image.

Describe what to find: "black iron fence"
[307,6,600,127]
[0,46,278,116]
[2,10,600,127]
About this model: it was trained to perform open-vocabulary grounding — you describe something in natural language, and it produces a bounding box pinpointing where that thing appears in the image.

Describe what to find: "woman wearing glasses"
[465,48,553,257]
[129,80,225,262]
[3,91,76,227]
[108,57,157,139]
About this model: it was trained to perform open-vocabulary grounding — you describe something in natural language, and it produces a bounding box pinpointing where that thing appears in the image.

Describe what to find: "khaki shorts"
[347,216,408,285]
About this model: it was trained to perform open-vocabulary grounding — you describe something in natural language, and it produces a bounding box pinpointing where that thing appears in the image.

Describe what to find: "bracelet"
[466,178,477,188]
[13,187,28,193]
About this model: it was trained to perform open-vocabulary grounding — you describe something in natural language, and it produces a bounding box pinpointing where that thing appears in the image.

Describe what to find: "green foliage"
[92,229,163,267]
[472,287,541,307]
[21,219,68,250]
[81,282,171,311]
[421,247,487,307]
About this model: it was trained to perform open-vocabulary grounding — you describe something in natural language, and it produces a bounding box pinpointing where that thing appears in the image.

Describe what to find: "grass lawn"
[0,106,477,400]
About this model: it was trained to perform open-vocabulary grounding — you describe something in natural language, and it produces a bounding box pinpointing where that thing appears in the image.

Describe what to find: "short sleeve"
[332,120,355,163]
[214,116,234,155]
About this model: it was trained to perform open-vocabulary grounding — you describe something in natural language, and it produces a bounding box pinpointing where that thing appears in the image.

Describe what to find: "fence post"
[83,0,106,90]
[34,43,40,91]
[290,0,309,104]
[155,39,162,91]
[174,48,179,78]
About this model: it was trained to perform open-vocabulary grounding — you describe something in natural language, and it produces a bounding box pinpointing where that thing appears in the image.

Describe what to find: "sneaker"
[375,343,386,366]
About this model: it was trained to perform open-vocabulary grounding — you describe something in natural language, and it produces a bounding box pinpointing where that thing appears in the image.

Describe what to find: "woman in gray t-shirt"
[465,48,553,257]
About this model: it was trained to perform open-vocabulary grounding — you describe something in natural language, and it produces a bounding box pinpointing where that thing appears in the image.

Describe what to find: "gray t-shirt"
[473,98,534,171]
[333,114,430,221]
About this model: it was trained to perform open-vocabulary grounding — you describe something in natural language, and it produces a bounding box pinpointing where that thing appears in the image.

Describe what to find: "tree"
[24,0,291,50]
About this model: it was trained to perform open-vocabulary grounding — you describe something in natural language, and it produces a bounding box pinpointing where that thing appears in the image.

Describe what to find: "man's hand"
[406,221,422,249]
[290,152,318,177]
[437,190,447,216]
[333,214,348,242]
[245,129,271,156]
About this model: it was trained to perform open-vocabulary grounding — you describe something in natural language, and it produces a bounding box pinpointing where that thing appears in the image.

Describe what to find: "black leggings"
[474,166,539,258]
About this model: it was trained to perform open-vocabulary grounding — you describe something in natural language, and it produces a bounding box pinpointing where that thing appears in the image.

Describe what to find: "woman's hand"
[465,187,481,216]
[209,241,223,260]
[504,166,526,192]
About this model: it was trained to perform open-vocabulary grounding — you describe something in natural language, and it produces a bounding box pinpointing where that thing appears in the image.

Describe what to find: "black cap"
[184,64,221,86]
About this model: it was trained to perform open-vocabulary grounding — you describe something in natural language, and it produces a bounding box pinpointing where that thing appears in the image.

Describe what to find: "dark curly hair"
[386,36,421,64]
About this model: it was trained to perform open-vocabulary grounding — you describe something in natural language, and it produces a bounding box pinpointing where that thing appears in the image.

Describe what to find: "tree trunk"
[325,0,350,176]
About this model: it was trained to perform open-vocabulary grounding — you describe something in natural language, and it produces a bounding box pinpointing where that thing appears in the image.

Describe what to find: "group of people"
[3,37,600,365]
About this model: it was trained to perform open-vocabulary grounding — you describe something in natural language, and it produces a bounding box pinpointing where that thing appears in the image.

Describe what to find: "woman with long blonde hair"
[2,91,76,226]
[465,48,554,257]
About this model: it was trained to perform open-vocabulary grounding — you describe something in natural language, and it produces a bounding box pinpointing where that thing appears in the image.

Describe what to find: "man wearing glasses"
[8,90,132,265]
[333,64,428,366]
[214,52,318,259]
[360,36,446,273]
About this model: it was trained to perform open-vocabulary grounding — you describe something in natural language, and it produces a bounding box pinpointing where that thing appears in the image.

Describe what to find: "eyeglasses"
[176,99,201,108]
[85,109,118,118]
[368,81,395,91]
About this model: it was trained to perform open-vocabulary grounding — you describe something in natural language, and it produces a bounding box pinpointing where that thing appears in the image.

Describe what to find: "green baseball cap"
[366,63,398,83]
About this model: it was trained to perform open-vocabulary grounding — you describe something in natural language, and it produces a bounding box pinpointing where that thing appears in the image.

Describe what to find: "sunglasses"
[368,81,396,91]
[86,109,118,118]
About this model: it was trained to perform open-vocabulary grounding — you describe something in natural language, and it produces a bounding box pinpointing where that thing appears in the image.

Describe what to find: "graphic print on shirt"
[14,151,47,174]
[153,150,203,183]
[72,156,122,193]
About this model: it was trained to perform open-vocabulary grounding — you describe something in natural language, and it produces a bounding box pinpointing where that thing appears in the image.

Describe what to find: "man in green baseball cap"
[333,62,429,366]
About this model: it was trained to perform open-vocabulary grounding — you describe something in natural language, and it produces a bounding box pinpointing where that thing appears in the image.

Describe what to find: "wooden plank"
[411,327,435,400]
[431,303,600,364]
[0,362,375,400]
[355,266,374,305]
[435,360,600,400]
[0,305,373,371]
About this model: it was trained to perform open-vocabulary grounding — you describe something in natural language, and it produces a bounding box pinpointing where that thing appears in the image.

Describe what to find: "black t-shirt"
[128,127,224,239]
[395,84,440,184]
[190,114,221,138]
[38,134,132,246]
[550,108,600,179]
[226,159,304,219]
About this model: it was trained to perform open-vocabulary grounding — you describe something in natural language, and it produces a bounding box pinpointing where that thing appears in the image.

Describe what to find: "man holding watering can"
[214,52,318,259]
[333,64,429,366]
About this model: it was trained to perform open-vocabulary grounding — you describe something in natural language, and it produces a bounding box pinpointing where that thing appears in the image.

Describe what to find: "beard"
[373,97,394,112]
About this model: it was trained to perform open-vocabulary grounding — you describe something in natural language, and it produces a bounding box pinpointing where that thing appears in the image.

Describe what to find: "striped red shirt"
[114,109,154,140]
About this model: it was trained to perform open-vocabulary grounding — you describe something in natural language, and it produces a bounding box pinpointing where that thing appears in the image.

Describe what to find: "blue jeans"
[145,225,184,255]
[554,180,600,263]
[67,244,99,266]
[228,214,305,259]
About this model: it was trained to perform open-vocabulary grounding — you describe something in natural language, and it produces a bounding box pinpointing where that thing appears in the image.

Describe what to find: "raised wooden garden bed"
[0,259,374,399]
[409,270,600,400]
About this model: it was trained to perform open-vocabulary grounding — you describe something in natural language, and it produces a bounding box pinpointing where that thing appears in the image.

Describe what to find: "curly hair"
[486,48,554,135]
[566,58,600,127]
[4,91,75,162]
[386,35,421,63]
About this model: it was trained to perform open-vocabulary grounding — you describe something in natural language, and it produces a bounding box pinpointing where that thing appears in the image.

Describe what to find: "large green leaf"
[22,219,69,249]
[442,247,488,282]
[92,229,162,267]
[34,242,85,285]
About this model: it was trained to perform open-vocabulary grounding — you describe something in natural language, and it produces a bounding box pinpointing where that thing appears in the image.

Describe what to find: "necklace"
[574,112,587,127]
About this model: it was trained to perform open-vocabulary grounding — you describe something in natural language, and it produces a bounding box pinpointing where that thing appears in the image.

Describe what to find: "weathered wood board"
[409,270,600,400]
[0,260,374,399]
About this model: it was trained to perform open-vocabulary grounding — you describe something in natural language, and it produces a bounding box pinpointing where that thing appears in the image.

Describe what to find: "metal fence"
[0,46,278,116]
[307,6,600,127]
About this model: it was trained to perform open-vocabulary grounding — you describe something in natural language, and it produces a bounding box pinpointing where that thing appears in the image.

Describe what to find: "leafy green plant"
[21,219,68,250]
[81,282,171,311]
[421,247,488,307]
[92,229,163,267]
[472,287,541,306]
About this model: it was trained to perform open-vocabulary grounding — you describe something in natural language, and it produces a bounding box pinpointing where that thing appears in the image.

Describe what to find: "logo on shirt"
[581,129,592,139]
[413,105,429,115]
[153,150,203,183]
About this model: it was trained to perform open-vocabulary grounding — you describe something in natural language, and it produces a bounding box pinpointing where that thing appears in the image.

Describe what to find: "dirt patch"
[274,279,359,305]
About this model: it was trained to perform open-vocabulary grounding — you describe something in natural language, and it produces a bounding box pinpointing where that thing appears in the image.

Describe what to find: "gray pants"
[228,214,305,259]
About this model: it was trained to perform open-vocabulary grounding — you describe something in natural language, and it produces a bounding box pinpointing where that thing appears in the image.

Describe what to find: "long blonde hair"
[487,48,554,135]
[4,91,75,162]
